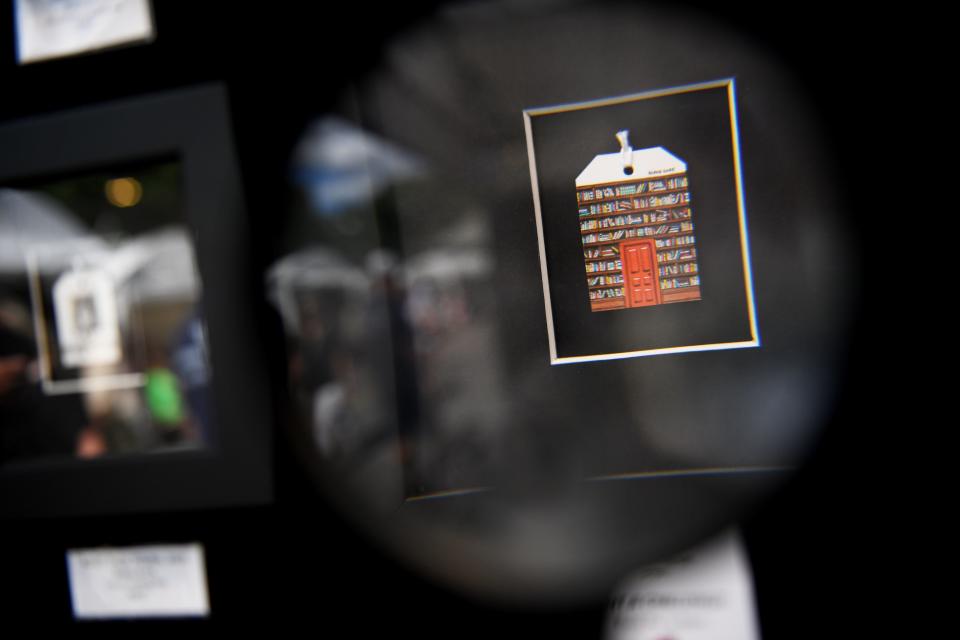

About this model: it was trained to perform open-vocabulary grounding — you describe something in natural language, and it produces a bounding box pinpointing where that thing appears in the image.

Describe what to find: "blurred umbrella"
[292,116,426,216]
[267,248,370,337]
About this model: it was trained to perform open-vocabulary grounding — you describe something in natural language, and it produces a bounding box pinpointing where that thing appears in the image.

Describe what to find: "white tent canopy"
[0,188,91,274]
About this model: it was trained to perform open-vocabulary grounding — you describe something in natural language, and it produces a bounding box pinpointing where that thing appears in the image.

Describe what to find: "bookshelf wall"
[577,173,701,311]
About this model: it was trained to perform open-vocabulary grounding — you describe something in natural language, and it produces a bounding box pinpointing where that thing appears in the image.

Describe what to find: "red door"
[622,240,661,308]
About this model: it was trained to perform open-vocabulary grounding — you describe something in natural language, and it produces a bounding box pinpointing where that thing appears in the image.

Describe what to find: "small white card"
[15,0,155,65]
[66,544,210,620]
[606,531,761,640]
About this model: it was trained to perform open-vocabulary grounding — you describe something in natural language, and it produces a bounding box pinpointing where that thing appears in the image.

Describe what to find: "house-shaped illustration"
[576,132,701,312]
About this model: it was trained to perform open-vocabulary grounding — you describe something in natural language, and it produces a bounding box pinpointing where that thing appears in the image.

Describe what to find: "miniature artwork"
[52,263,122,368]
[523,79,759,364]
[578,131,700,312]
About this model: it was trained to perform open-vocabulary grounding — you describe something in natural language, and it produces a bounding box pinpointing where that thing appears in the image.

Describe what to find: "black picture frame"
[524,79,760,364]
[0,84,272,518]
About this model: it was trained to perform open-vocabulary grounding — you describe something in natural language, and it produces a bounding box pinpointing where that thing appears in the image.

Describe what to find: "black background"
[0,87,272,519]
[529,84,752,359]
[0,0,926,637]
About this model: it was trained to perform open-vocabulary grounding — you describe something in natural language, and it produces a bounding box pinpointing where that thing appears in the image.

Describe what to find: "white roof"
[575,146,686,187]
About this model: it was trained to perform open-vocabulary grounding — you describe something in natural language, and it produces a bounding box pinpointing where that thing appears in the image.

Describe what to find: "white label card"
[66,544,210,619]
[606,530,761,640]
[15,0,155,64]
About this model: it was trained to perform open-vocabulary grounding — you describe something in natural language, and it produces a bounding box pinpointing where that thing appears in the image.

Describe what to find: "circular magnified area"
[268,0,857,607]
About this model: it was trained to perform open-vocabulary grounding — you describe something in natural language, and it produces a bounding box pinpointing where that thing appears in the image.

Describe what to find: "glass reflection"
[271,117,509,500]
[267,0,856,605]
[0,159,212,464]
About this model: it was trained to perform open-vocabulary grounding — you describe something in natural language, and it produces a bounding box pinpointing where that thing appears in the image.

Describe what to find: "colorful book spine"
[577,176,686,204]
[588,274,624,287]
[655,235,696,248]
[659,262,699,277]
[580,196,691,217]
[660,275,701,289]
[589,287,625,300]
[658,247,697,262]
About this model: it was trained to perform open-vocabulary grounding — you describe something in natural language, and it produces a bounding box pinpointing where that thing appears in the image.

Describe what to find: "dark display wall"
[0,2,906,636]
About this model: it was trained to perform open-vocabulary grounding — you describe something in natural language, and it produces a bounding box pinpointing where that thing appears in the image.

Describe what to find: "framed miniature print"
[0,85,272,518]
[523,78,759,364]
[24,237,147,396]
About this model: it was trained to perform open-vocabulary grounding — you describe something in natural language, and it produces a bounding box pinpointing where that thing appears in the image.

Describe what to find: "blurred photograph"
[1,159,213,464]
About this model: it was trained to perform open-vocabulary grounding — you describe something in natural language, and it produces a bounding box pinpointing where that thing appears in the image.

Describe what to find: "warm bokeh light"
[105,177,142,207]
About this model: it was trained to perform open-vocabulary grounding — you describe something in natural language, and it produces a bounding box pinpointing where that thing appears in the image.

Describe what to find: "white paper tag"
[52,267,122,368]
[606,531,761,640]
[15,0,155,64]
[66,544,210,620]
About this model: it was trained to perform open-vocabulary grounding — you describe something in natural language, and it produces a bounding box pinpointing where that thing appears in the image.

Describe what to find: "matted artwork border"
[523,78,760,365]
